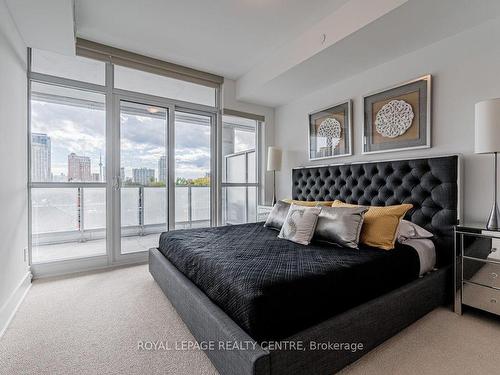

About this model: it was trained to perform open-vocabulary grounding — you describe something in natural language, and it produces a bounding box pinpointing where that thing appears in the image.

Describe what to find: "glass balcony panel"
[223,186,246,225]
[191,187,210,223]
[31,187,106,263]
[247,187,257,223]
[83,188,106,230]
[248,151,256,183]
[121,188,139,227]
[175,187,189,228]
[144,187,167,225]
[32,188,78,234]
[226,154,246,183]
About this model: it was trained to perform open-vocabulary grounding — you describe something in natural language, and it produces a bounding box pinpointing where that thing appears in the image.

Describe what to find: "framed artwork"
[309,100,352,160]
[363,75,431,154]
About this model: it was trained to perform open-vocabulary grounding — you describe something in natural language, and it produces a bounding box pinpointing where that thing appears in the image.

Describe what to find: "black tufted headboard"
[292,155,460,266]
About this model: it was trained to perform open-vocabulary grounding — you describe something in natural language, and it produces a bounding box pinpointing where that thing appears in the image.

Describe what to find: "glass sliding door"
[118,100,169,255]
[28,48,222,276]
[174,111,212,229]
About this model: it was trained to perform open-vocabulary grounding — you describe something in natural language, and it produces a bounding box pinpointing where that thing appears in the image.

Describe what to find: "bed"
[149,155,460,375]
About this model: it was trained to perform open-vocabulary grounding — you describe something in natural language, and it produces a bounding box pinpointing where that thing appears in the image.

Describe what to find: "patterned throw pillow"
[278,204,321,245]
[264,200,291,231]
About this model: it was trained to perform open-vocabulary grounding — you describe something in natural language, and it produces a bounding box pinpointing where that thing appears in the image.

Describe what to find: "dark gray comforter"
[158,223,419,342]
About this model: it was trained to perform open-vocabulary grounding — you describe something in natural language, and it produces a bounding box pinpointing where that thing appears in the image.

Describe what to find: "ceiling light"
[147,106,161,114]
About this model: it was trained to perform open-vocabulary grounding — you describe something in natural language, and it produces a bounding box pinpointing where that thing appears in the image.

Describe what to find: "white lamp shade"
[267,146,282,171]
[475,98,500,154]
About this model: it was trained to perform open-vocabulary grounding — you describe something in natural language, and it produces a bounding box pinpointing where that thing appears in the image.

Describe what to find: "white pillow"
[278,204,321,245]
[397,220,433,242]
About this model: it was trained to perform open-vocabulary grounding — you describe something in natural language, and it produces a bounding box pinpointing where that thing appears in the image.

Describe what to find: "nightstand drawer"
[461,235,498,260]
[462,282,500,315]
[463,258,500,289]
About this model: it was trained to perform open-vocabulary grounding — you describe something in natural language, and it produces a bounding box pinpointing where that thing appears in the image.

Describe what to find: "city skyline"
[31,96,255,183]
[32,137,166,184]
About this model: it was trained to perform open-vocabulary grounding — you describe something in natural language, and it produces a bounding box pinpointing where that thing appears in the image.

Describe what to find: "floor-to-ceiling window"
[221,114,262,225]
[28,47,263,275]
[30,54,107,264]
[175,111,212,229]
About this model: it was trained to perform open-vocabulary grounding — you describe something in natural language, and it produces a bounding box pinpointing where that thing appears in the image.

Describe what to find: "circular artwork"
[375,100,414,138]
[318,117,341,150]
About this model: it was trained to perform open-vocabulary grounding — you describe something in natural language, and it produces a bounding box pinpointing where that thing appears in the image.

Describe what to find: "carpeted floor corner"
[1,264,500,375]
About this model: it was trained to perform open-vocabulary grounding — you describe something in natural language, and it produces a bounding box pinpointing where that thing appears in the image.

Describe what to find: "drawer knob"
[491,272,499,279]
[491,298,497,304]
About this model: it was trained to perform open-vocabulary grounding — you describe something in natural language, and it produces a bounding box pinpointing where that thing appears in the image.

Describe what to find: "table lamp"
[267,146,282,206]
[475,98,500,230]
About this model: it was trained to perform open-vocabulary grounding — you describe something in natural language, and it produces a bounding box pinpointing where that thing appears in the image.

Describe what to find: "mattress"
[158,223,421,342]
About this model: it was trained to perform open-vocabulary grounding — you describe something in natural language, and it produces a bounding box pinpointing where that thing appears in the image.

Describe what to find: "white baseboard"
[0,271,32,338]
[31,254,148,279]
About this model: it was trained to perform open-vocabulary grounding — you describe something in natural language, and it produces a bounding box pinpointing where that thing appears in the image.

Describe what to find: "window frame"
[27,48,223,276]
[221,111,263,225]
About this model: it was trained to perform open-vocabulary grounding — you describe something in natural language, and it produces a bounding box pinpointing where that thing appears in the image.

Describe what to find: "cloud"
[32,100,211,179]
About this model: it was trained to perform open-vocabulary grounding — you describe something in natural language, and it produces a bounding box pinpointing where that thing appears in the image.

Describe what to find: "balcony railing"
[32,185,210,245]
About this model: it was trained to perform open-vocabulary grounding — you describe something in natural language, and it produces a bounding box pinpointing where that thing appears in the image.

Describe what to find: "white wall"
[223,79,275,205]
[274,18,500,223]
[0,0,30,335]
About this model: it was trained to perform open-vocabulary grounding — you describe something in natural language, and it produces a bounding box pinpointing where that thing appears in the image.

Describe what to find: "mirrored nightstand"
[455,224,500,316]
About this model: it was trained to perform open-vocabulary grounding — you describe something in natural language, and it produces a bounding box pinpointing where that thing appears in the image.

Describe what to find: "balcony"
[31,185,211,263]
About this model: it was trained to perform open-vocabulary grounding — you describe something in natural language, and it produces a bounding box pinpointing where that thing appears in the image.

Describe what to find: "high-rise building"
[133,168,155,186]
[68,153,91,182]
[31,133,51,182]
[158,155,166,183]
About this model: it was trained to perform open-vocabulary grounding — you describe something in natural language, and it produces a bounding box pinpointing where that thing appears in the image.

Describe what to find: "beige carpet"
[1,265,500,375]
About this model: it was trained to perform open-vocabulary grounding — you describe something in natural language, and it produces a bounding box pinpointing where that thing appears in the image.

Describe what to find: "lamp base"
[271,170,277,206]
[487,201,500,230]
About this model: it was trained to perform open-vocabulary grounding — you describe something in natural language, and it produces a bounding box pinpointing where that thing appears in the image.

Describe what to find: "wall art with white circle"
[375,100,414,138]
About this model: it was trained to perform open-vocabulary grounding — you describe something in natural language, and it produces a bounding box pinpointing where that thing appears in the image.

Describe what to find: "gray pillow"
[264,200,290,231]
[278,204,321,245]
[314,206,368,249]
[397,220,433,241]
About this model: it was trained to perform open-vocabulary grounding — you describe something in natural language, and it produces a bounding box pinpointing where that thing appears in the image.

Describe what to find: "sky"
[31,99,255,182]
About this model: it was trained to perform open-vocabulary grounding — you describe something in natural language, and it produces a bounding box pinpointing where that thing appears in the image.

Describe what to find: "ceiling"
[6,0,75,55]
[6,0,500,108]
[75,0,350,79]
[237,0,500,106]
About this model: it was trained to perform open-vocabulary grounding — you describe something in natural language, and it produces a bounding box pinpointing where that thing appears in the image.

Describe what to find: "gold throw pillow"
[283,199,335,207]
[331,200,413,250]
